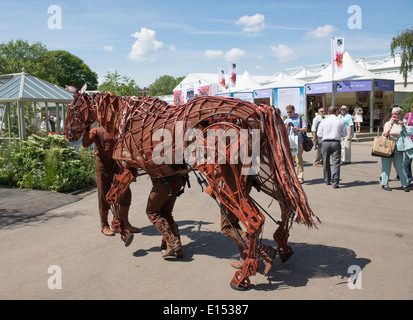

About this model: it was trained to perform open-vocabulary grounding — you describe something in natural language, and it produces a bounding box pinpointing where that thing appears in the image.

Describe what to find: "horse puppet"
[64,84,319,290]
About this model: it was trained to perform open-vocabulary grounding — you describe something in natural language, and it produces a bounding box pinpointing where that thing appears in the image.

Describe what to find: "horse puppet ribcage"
[64,90,319,290]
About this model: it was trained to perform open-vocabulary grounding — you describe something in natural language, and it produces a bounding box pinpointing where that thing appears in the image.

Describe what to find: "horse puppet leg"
[106,167,136,247]
[201,163,265,290]
[273,210,294,263]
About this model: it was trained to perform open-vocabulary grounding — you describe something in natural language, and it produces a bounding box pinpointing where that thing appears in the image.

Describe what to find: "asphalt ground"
[0,141,412,301]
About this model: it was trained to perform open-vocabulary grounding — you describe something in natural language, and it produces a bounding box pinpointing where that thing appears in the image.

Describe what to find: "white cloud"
[128,28,164,62]
[270,44,298,62]
[305,24,337,39]
[204,50,223,59]
[103,46,114,52]
[236,14,265,33]
[225,48,246,62]
[169,45,177,51]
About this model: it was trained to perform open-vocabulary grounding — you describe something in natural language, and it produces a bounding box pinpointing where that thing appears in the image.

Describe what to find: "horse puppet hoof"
[229,271,250,291]
[230,281,249,291]
[123,233,134,247]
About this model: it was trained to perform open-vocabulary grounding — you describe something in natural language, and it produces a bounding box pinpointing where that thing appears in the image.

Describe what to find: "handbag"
[302,133,314,152]
[289,130,298,157]
[371,136,395,157]
[298,115,313,152]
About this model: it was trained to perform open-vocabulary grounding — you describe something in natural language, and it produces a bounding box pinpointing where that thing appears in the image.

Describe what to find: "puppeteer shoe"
[101,226,115,236]
[161,239,182,259]
[230,260,244,269]
[99,209,115,236]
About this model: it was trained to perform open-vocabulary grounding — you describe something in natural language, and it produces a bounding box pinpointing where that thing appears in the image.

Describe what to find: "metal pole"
[56,102,60,134]
[331,36,335,107]
[370,80,374,134]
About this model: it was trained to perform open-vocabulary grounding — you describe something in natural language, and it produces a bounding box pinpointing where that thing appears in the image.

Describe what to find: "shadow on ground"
[132,219,370,291]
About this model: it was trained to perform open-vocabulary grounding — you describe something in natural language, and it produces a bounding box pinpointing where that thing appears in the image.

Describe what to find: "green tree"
[148,75,184,96]
[0,39,56,83]
[401,93,413,114]
[0,39,98,90]
[49,50,98,90]
[98,70,141,96]
[391,28,413,87]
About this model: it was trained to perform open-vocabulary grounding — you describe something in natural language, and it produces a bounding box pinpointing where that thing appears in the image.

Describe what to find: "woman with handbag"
[381,106,413,192]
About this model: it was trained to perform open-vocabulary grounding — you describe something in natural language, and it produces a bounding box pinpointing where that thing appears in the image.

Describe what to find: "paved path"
[0,142,412,300]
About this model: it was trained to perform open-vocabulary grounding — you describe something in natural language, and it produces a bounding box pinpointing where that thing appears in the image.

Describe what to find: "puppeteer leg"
[146,177,183,259]
[99,209,114,236]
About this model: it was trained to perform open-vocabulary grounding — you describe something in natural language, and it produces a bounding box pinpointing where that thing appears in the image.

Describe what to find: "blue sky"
[1,0,412,87]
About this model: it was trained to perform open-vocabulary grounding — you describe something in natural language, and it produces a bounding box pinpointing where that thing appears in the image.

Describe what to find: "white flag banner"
[229,62,237,88]
[332,36,344,73]
[218,68,226,89]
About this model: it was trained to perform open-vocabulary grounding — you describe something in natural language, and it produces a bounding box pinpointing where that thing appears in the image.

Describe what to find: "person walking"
[373,104,381,132]
[317,106,347,189]
[311,107,325,167]
[82,126,140,236]
[146,175,184,259]
[381,106,413,192]
[339,105,354,164]
[403,103,413,184]
[284,105,307,183]
[353,103,363,134]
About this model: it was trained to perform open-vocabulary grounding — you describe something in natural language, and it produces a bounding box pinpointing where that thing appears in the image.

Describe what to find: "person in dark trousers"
[82,126,140,236]
[146,176,184,259]
[317,106,347,189]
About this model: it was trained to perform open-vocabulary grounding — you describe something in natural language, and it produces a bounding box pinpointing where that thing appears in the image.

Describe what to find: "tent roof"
[308,52,390,83]
[261,73,305,89]
[289,67,320,82]
[235,70,263,90]
[0,72,73,103]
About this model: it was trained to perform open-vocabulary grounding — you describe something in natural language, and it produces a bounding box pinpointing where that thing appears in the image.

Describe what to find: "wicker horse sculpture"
[64,84,319,290]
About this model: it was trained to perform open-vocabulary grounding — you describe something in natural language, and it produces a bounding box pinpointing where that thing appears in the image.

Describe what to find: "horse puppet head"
[64,84,97,142]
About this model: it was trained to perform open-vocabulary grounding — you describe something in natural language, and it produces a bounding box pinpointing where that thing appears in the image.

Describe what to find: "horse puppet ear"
[80,83,87,94]
[65,85,79,94]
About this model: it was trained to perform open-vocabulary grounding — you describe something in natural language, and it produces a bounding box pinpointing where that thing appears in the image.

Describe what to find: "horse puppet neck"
[94,92,130,140]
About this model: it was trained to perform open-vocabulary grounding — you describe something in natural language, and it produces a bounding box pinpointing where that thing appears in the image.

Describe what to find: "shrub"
[0,134,95,193]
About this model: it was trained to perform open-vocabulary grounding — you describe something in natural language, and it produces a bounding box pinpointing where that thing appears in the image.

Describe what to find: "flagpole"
[228,61,231,95]
[218,67,221,93]
[331,35,335,107]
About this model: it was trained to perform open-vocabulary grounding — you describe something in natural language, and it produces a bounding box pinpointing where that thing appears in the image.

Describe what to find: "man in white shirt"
[317,106,348,189]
